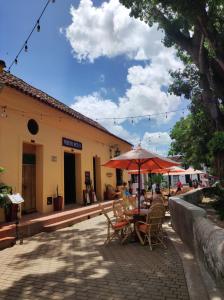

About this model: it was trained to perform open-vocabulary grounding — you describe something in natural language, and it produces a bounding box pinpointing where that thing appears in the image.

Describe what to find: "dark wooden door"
[64,153,76,204]
[22,154,36,213]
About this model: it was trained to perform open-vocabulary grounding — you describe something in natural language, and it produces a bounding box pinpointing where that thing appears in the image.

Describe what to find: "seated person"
[122,182,131,198]
[140,189,149,208]
[151,190,164,205]
[105,184,121,200]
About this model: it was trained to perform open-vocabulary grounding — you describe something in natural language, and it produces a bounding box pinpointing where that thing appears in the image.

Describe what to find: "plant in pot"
[0,167,13,222]
[53,185,63,211]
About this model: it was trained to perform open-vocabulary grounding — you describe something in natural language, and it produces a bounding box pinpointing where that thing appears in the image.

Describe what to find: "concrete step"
[43,208,108,232]
[0,237,16,251]
[42,202,112,226]
[0,225,16,239]
[0,201,113,250]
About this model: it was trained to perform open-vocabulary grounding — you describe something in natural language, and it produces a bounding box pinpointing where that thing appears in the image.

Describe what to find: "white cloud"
[71,59,181,128]
[65,0,165,62]
[66,0,183,153]
[141,131,171,151]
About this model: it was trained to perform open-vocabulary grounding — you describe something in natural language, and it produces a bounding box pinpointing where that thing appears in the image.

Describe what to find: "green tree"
[120,0,224,177]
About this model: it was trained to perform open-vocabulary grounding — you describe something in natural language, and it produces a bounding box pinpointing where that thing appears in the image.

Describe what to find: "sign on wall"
[62,137,82,150]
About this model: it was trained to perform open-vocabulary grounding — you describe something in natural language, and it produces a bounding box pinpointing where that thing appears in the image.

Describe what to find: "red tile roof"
[0,71,132,146]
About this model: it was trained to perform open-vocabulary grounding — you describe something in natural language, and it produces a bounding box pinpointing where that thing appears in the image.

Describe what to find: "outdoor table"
[124,208,149,243]
[125,208,149,217]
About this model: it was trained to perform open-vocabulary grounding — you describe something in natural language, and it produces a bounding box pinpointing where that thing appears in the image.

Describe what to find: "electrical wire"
[1,105,188,122]
[95,107,188,121]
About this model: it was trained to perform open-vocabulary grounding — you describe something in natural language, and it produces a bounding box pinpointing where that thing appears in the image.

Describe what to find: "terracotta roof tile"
[0,71,132,146]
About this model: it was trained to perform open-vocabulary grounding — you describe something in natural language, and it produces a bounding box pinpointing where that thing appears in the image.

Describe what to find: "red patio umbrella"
[103,145,179,211]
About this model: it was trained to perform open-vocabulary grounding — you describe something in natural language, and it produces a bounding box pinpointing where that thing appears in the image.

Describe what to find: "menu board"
[7,193,24,204]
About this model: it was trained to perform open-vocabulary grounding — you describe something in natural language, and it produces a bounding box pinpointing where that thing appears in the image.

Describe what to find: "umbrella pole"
[138,163,141,213]
[150,172,153,197]
[168,171,171,196]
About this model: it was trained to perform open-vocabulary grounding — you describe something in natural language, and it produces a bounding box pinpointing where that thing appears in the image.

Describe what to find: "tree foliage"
[120,0,224,177]
[120,0,224,128]
[169,100,213,169]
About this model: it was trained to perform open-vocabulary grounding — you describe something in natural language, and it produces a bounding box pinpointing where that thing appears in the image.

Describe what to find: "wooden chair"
[135,204,166,250]
[99,203,132,244]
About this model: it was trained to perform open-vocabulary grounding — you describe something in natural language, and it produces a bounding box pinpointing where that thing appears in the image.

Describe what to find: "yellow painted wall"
[0,86,131,221]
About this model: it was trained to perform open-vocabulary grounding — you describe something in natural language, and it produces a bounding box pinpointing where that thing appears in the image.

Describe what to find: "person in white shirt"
[152,183,156,193]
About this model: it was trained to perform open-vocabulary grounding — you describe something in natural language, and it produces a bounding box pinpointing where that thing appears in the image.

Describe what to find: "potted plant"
[0,167,14,222]
[53,185,63,211]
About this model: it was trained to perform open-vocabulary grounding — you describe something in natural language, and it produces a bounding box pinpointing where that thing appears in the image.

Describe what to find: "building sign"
[62,137,82,150]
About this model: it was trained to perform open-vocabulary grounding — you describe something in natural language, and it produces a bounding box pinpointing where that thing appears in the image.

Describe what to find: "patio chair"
[135,203,166,250]
[112,200,126,222]
[128,196,137,209]
[99,203,132,245]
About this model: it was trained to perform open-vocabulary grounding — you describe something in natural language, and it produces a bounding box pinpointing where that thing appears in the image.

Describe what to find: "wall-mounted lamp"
[0,60,6,73]
[0,106,7,118]
[114,147,120,157]
[109,147,113,159]
[109,144,120,158]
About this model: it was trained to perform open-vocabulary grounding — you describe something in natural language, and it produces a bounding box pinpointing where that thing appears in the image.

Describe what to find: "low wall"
[169,190,224,290]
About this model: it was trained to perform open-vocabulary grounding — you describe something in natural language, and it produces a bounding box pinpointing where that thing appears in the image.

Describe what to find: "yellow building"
[0,71,131,221]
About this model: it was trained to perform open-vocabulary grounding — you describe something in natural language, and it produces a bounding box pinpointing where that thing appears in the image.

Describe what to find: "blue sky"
[0,0,188,154]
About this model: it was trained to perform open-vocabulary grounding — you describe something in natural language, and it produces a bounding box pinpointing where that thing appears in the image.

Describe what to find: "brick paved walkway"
[0,215,189,300]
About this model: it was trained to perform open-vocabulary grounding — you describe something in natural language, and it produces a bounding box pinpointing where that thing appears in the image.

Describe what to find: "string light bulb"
[148,115,151,121]
[24,42,28,52]
[15,58,18,64]
[7,0,54,72]
[165,112,168,119]
[37,20,40,32]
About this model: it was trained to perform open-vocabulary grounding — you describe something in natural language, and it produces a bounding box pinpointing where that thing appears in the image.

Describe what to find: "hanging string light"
[7,0,55,72]
[24,42,28,52]
[36,20,41,32]
[95,107,188,122]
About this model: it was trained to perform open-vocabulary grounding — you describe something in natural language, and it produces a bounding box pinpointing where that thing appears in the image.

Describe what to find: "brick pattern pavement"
[0,215,189,300]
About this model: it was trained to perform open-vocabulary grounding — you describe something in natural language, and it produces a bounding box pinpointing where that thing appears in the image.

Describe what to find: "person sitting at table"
[123,181,131,198]
[151,189,164,205]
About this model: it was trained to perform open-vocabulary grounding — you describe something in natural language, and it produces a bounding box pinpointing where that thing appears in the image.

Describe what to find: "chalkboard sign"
[62,137,82,150]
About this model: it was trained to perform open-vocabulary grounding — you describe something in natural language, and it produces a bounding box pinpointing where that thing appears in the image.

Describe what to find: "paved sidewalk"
[0,215,189,300]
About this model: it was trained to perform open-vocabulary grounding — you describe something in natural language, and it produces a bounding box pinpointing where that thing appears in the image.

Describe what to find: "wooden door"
[22,156,36,213]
